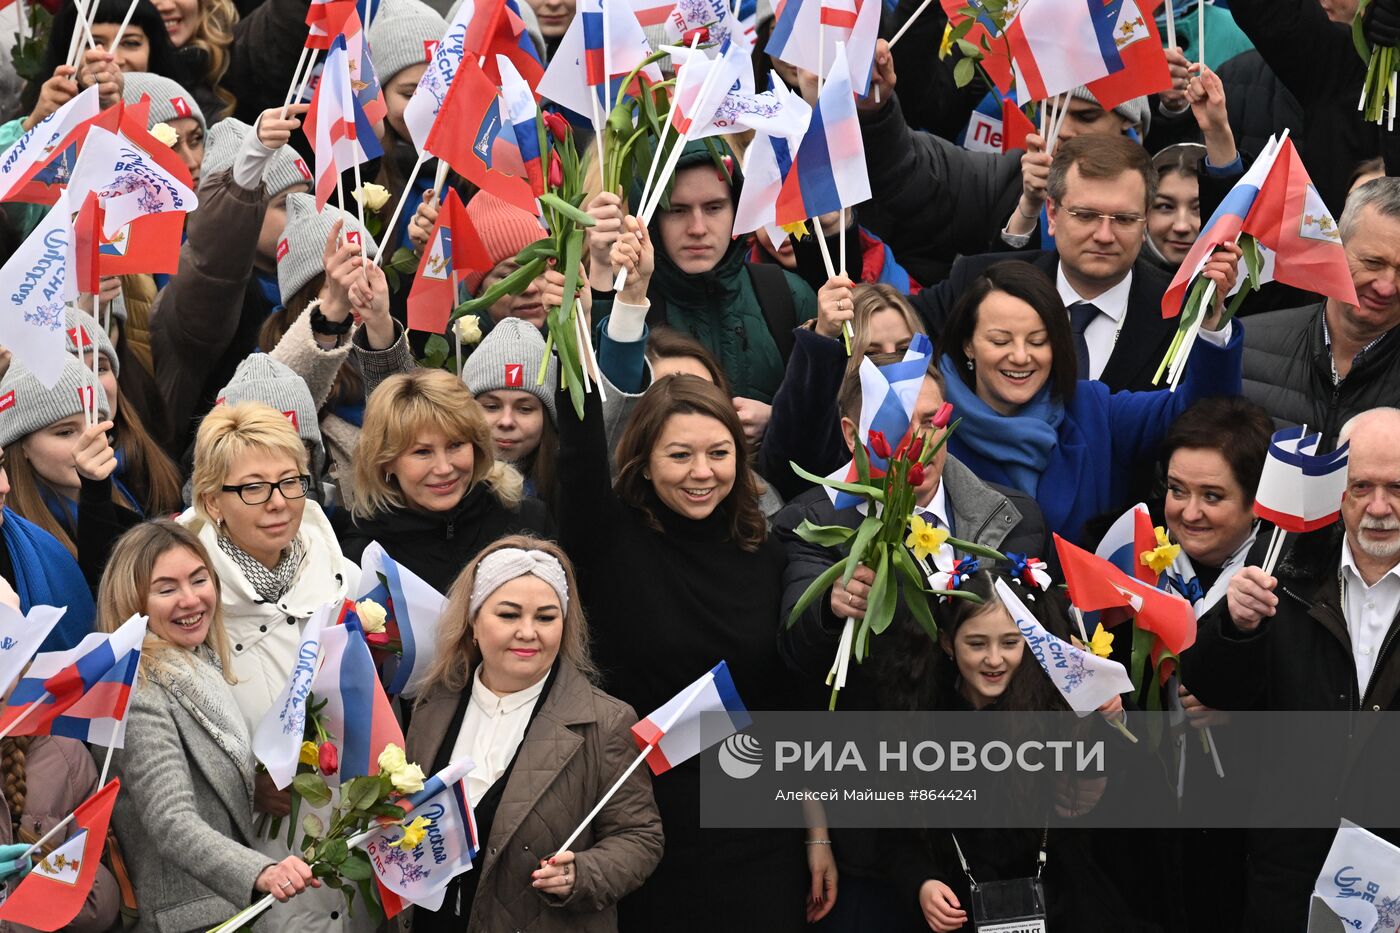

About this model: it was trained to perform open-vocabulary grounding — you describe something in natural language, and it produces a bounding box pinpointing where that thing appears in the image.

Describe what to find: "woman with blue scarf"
[0,360,141,651]
[938,261,1244,544]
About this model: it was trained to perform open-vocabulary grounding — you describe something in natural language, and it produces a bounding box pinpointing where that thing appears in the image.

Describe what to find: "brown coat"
[402,661,663,933]
[0,737,121,933]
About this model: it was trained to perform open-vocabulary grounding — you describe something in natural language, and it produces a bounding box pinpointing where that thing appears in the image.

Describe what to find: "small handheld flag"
[631,660,751,775]
[1004,0,1125,104]
[0,191,79,388]
[0,603,66,697]
[310,623,406,785]
[353,542,449,698]
[1252,426,1349,535]
[0,86,102,205]
[406,188,491,334]
[252,601,331,789]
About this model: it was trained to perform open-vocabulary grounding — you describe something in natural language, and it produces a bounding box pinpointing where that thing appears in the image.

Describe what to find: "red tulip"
[906,434,924,462]
[908,463,926,486]
[318,742,339,776]
[366,630,392,648]
[548,150,564,188]
[932,402,954,429]
[681,26,710,44]
[542,111,571,140]
[867,430,892,459]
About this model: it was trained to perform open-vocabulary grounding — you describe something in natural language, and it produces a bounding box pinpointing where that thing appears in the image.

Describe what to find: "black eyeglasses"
[221,475,311,505]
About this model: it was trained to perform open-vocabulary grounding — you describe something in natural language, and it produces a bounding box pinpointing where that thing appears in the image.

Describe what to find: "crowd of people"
[0,0,1396,929]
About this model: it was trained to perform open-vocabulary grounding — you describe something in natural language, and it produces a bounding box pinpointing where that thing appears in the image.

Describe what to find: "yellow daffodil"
[454,315,483,345]
[1089,623,1114,659]
[939,22,955,60]
[390,762,427,794]
[352,182,391,212]
[390,816,432,850]
[299,741,318,767]
[1139,526,1181,575]
[779,220,809,241]
[149,122,179,147]
[355,598,388,634]
[905,514,949,562]
[377,743,408,775]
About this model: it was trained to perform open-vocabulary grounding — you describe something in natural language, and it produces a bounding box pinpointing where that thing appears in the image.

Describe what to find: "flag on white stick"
[631,660,751,774]
[0,191,78,387]
[251,600,332,788]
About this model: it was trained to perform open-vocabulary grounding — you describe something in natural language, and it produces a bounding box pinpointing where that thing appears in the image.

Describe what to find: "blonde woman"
[760,283,928,500]
[405,535,662,933]
[343,370,553,592]
[101,521,319,933]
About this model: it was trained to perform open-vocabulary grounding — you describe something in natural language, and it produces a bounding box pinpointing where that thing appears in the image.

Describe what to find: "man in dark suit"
[911,135,1177,393]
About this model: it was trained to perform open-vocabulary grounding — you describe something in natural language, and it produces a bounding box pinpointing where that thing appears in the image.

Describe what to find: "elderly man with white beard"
[1180,406,1400,929]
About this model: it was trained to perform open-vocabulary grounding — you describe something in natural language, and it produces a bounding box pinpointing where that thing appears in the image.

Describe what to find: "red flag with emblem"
[406,188,491,334]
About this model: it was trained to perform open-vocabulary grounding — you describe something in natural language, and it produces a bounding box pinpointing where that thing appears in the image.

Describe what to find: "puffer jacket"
[401,661,663,933]
[1242,303,1400,449]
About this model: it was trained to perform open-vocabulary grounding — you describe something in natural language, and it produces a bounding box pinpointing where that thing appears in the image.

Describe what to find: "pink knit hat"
[465,190,547,292]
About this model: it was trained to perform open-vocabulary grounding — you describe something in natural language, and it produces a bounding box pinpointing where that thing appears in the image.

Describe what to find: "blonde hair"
[97,520,235,683]
[850,284,925,358]
[350,369,523,518]
[188,0,238,118]
[191,402,310,524]
[417,535,596,697]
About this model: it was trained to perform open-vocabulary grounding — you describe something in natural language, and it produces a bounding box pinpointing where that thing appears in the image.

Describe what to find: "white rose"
[390,762,426,794]
[377,743,408,775]
[353,183,391,212]
[150,123,179,147]
[355,598,388,634]
[454,315,483,346]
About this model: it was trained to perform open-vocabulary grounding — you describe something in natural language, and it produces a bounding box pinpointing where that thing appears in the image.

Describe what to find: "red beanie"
[465,191,547,292]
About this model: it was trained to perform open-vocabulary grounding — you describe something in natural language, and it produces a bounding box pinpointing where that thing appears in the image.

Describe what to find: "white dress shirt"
[916,482,955,568]
[449,670,548,806]
[1339,539,1400,698]
[1055,266,1133,381]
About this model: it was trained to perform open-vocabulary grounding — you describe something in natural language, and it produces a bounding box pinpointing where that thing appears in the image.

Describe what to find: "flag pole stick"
[282,47,313,119]
[108,0,142,61]
[376,153,428,265]
[837,207,846,277]
[20,809,77,860]
[295,59,318,111]
[66,0,89,69]
[552,745,653,856]
[97,740,115,787]
[0,694,49,744]
[1196,0,1205,66]
[207,894,278,933]
[91,314,102,424]
[1164,0,1176,51]
[574,296,606,398]
[887,0,934,49]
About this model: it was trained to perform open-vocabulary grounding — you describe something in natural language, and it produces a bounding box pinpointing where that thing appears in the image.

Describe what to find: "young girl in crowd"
[463,318,559,509]
[556,372,829,932]
[404,534,663,931]
[344,369,553,591]
[19,0,181,111]
[102,520,320,933]
[1145,144,1205,271]
[0,360,141,596]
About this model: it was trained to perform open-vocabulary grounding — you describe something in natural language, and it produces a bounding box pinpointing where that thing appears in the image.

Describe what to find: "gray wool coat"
[401,661,664,933]
[109,651,272,933]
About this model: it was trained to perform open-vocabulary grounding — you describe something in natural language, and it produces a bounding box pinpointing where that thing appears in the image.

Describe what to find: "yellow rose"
[355,598,388,634]
[299,741,319,767]
[390,816,432,850]
[353,183,391,212]
[149,122,179,147]
[904,514,949,563]
[454,315,483,346]
[377,743,408,775]
[390,762,426,795]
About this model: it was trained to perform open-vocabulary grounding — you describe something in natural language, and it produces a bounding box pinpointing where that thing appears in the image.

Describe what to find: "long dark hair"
[939,261,1079,402]
[20,0,184,117]
[613,374,766,551]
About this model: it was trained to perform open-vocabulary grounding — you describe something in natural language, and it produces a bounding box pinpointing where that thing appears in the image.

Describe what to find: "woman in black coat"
[556,373,831,932]
[342,369,553,592]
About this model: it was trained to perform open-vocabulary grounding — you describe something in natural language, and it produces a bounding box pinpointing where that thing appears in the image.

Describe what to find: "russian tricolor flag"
[1004,0,1124,104]
[311,623,405,785]
[354,542,449,698]
[498,55,545,197]
[773,44,870,229]
[631,661,751,775]
[1252,427,1349,534]
[537,0,661,128]
[0,613,146,746]
[766,0,879,94]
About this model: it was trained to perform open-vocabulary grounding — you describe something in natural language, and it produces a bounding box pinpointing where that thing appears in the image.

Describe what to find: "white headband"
[468,548,570,617]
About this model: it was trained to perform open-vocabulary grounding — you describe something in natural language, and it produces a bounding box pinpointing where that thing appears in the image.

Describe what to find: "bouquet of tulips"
[217,740,430,932]
[785,406,1006,709]
[449,110,597,420]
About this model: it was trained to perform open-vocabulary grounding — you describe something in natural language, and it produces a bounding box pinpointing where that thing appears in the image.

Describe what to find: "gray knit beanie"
[63,308,118,378]
[278,192,379,303]
[122,71,206,131]
[1068,86,1151,135]
[368,11,448,85]
[201,117,315,199]
[217,354,326,480]
[0,359,109,448]
[463,318,557,422]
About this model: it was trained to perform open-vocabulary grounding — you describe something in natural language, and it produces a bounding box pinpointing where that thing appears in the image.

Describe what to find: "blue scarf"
[938,354,1064,497]
[40,475,141,539]
[0,508,95,652]
[255,271,282,313]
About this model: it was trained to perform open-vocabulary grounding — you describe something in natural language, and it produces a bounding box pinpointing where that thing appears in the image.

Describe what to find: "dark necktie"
[1068,301,1100,381]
